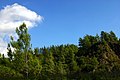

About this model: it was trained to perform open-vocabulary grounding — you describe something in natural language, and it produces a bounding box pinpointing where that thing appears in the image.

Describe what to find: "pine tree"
[8,23,32,79]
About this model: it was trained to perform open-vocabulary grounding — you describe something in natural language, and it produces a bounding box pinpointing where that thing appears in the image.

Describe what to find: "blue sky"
[0,0,120,48]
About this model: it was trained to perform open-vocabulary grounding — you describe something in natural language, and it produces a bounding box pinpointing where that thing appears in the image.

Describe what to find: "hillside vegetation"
[0,23,120,79]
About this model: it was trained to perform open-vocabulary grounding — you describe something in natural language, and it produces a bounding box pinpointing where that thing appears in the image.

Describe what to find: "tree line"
[0,23,120,79]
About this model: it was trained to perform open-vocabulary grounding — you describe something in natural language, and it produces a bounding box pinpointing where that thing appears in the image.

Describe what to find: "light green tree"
[7,23,41,79]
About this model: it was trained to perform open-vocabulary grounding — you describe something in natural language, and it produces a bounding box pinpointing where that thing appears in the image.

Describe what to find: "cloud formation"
[0,3,43,56]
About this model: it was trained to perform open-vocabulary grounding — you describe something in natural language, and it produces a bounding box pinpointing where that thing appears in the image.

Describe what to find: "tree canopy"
[0,23,120,79]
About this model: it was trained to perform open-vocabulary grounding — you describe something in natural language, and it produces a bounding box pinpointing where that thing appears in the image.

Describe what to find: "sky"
[0,0,120,55]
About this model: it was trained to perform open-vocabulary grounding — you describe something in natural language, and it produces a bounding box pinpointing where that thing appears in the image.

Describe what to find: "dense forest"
[1,23,120,80]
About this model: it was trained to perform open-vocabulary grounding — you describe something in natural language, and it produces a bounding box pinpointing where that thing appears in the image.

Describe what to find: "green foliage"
[0,65,23,79]
[1,23,120,79]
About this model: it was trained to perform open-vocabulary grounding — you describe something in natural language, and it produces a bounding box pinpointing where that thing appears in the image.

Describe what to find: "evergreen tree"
[8,23,33,79]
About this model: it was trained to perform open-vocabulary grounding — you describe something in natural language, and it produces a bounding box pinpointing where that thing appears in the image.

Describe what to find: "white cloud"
[0,3,43,56]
